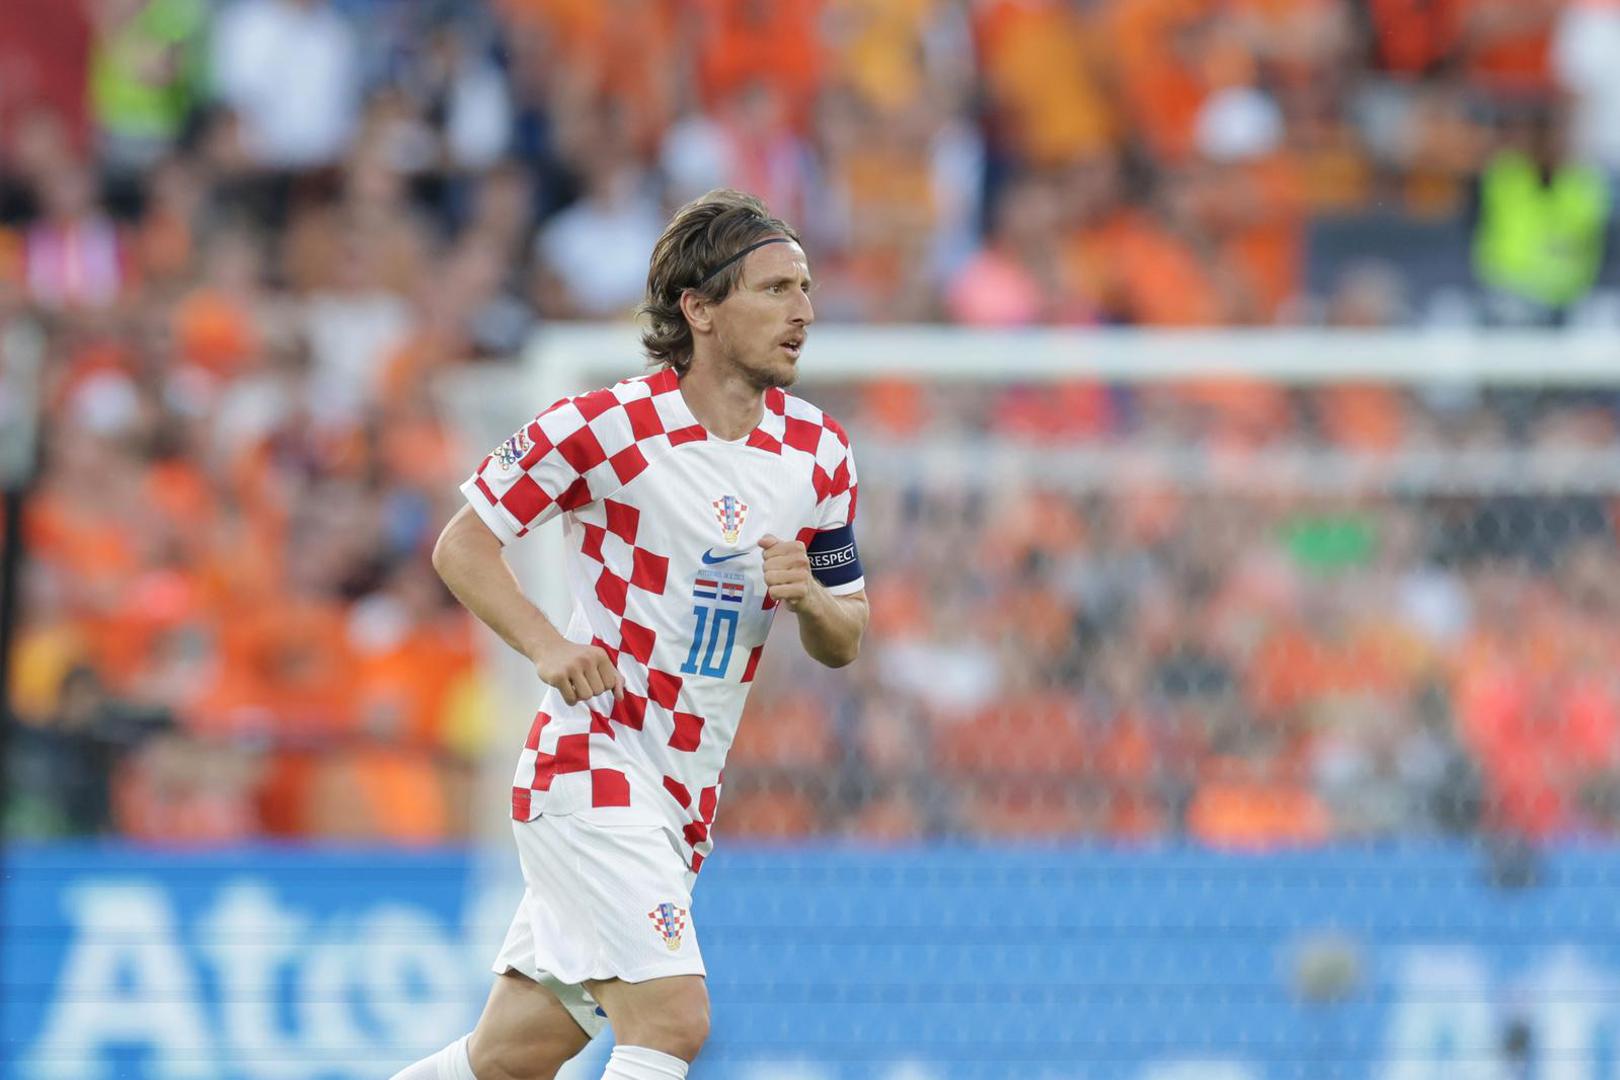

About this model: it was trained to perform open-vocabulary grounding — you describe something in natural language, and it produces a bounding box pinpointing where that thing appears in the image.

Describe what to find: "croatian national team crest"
[712,495,748,545]
[648,902,687,951]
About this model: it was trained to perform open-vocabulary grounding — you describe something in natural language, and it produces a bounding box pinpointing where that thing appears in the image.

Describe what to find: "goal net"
[437,325,1620,1080]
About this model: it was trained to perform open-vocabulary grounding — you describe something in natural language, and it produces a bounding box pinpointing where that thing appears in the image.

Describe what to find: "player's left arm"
[758,534,868,668]
[768,422,867,667]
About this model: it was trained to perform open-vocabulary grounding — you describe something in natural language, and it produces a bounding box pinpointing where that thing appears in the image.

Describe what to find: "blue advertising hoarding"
[4,844,1620,1079]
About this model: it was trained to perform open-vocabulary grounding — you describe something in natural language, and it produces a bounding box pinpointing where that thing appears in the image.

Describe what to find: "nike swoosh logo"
[701,549,748,565]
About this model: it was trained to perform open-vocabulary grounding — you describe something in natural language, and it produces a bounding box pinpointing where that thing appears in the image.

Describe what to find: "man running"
[391,188,868,1080]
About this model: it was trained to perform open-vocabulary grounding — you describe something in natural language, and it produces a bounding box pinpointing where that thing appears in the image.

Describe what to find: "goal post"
[521,323,1620,386]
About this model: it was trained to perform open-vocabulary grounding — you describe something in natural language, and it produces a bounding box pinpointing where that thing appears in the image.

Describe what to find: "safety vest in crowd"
[90,0,204,143]
[1473,151,1612,310]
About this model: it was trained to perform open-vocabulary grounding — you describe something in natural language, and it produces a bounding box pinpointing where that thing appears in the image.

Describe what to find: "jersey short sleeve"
[807,420,864,596]
[461,393,630,544]
[813,421,858,532]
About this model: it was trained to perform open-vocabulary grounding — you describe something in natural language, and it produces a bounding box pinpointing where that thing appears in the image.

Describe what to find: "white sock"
[388,1034,477,1080]
[601,1044,688,1079]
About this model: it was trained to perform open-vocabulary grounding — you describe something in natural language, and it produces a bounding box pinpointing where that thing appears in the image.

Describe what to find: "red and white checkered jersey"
[460,366,861,873]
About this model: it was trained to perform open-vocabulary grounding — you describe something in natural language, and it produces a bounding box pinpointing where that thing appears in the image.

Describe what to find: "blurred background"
[3,0,1620,1077]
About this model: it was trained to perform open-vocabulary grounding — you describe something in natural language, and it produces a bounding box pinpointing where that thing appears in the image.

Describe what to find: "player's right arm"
[433,513,622,708]
[446,396,629,707]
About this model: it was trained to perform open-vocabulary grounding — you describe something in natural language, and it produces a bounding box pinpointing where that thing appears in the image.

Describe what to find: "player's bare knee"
[466,1010,586,1080]
[621,997,710,1062]
[467,1028,574,1080]
[466,973,590,1080]
[646,1014,710,1062]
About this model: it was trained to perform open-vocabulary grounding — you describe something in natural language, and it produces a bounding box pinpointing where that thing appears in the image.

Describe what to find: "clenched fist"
[759,534,816,611]
[532,640,624,708]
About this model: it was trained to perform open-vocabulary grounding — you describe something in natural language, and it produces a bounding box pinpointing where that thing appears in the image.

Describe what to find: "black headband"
[694,236,790,287]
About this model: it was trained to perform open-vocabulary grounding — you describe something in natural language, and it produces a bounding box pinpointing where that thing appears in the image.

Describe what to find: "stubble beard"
[722,334,798,391]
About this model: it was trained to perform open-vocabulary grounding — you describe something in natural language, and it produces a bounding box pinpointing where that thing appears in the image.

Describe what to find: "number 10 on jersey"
[681,605,739,677]
[682,575,744,678]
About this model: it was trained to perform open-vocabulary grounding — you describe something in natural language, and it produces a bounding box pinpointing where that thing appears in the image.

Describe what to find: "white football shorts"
[491,812,705,1037]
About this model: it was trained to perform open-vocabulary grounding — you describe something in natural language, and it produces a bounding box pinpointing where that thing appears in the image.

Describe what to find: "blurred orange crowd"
[711,381,1620,850]
[2,0,1617,847]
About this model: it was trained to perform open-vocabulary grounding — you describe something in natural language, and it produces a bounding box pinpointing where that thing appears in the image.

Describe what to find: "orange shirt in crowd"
[826,0,940,113]
[496,0,679,149]
[1369,0,1559,91]
[25,486,149,688]
[354,619,479,749]
[1188,754,1331,850]
[1096,711,1168,840]
[831,136,938,312]
[190,598,357,742]
[303,746,452,844]
[172,287,261,376]
[692,0,824,128]
[1167,376,1295,450]
[1456,667,1567,837]
[944,695,1112,839]
[974,0,1114,166]
[1368,0,1462,75]
[114,736,261,845]
[989,381,1116,442]
[731,693,836,770]
[1451,0,1561,94]
[1247,619,1427,719]
[1217,159,1305,323]
[1108,0,1216,165]
[936,694,1092,778]
[1095,211,1225,325]
[720,787,822,839]
[1316,385,1407,452]
[1455,614,1620,838]
[856,377,930,438]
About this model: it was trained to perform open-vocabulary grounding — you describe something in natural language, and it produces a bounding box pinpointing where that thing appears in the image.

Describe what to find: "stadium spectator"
[23,160,126,310]
[1188,727,1332,850]
[1471,103,1613,325]
[294,208,416,421]
[209,0,361,170]
[532,146,664,317]
[1364,0,1458,79]
[946,173,1086,326]
[692,0,823,128]
[974,0,1114,168]
[1451,0,1563,98]
[1552,0,1620,172]
[7,665,130,838]
[1323,259,1412,327]
[115,726,263,844]
[0,2,93,162]
[88,0,207,174]
[402,17,516,175]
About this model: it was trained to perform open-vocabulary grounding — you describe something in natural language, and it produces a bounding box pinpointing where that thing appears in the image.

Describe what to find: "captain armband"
[806,523,863,589]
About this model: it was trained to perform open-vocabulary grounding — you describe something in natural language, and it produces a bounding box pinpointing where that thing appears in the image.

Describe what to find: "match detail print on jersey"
[459,367,862,872]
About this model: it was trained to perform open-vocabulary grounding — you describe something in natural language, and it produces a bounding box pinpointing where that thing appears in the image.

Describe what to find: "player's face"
[714,240,815,390]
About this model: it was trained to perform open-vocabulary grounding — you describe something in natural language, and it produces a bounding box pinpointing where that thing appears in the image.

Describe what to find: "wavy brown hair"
[640,189,801,374]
